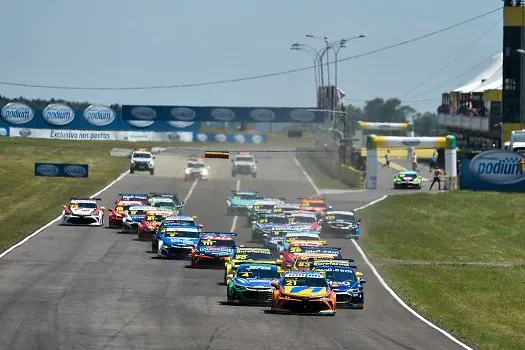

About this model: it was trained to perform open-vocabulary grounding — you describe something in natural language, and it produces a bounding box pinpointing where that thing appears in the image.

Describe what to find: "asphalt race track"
[0,150,462,350]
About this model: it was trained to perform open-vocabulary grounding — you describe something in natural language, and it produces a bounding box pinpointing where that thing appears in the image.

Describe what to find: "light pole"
[290,43,321,96]
[334,35,366,87]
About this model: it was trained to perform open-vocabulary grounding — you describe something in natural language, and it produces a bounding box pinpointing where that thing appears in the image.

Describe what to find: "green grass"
[358,191,525,349]
[295,155,354,190]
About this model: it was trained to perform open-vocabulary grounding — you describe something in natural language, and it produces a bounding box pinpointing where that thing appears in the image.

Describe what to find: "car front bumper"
[62,214,102,226]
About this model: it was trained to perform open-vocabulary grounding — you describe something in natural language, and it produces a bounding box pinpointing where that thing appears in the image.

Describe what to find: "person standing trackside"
[429,166,442,191]
[430,151,437,172]
[411,151,418,171]
[382,150,390,169]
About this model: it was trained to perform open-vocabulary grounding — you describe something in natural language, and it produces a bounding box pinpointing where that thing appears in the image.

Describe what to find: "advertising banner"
[459,149,525,191]
[121,105,324,123]
[193,132,267,144]
[34,163,89,178]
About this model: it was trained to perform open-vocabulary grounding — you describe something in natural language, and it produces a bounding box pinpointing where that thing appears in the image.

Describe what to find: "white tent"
[452,52,502,93]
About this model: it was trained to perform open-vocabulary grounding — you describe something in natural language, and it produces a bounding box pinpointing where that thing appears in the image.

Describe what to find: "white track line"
[294,162,473,350]
[229,179,241,232]
[0,169,131,260]
[184,178,199,203]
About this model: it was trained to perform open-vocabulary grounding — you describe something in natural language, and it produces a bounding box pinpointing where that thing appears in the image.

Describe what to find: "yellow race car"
[224,247,282,283]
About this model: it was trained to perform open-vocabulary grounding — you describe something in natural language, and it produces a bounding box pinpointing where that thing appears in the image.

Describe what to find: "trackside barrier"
[357,121,415,160]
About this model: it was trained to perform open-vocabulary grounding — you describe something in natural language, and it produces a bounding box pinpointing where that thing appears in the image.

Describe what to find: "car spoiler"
[148,192,178,198]
[297,197,326,201]
[201,232,237,236]
[71,197,101,201]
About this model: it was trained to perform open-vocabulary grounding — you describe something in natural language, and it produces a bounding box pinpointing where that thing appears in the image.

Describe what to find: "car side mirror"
[226,274,234,280]
[271,281,279,288]
[330,283,340,289]
[262,233,268,237]
[152,155,156,159]
[360,279,366,284]
[198,224,204,228]
[328,205,333,209]
[100,207,106,210]
[62,205,67,209]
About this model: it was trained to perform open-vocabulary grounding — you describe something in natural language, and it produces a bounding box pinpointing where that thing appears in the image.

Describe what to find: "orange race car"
[108,200,144,228]
[298,198,332,217]
[270,271,338,315]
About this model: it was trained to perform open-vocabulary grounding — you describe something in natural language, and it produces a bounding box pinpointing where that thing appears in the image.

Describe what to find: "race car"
[298,198,331,217]
[61,198,105,226]
[137,209,174,241]
[152,215,202,251]
[115,193,148,204]
[273,203,301,215]
[223,247,281,284]
[319,211,361,239]
[226,191,259,216]
[281,246,342,271]
[148,193,185,214]
[157,226,202,259]
[191,232,237,268]
[251,213,298,242]
[121,205,157,233]
[276,231,322,252]
[310,259,365,309]
[184,159,210,182]
[107,200,144,228]
[246,200,280,226]
[263,230,289,251]
[393,170,422,189]
[226,264,281,305]
[269,271,338,315]
[287,212,321,231]
[231,152,257,177]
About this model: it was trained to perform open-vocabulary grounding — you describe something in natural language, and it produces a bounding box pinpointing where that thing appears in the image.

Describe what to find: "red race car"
[137,210,174,241]
[108,200,144,228]
[280,241,327,270]
[298,198,332,217]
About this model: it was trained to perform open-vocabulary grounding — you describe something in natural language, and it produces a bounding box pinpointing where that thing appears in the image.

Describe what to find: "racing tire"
[150,169,154,175]
[152,241,157,253]
[130,168,134,174]
[417,184,422,190]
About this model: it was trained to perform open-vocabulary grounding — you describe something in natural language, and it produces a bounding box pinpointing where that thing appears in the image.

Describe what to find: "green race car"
[246,200,278,226]
[226,191,259,216]
[226,263,281,305]
[393,171,422,189]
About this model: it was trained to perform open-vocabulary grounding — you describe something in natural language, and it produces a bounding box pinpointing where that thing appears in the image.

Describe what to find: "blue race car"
[156,226,202,259]
[152,216,202,252]
[226,191,259,216]
[251,214,298,242]
[310,259,366,309]
[226,263,280,305]
[191,232,237,268]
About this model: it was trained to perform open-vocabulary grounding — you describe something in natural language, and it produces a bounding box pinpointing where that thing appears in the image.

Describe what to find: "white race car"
[62,198,105,226]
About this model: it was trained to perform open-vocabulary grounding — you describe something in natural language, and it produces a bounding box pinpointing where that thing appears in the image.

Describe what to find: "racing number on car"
[147,215,156,221]
[259,218,268,223]
[285,279,297,286]
[235,254,248,260]
[274,208,283,213]
[116,206,124,211]
[325,215,336,221]
[288,218,296,224]
[70,204,78,209]
[130,210,137,215]
[290,247,302,253]
[202,240,214,246]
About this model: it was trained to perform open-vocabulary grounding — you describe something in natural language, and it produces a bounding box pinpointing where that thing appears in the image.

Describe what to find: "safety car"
[157,226,202,259]
[108,200,144,228]
[319,211,361,239]
[269,271,338,315]
[226,190,259,215]
[191,232,237,268]
[310,259,365,309]
[393,170,422,189]
[184,159,210,182]
[129,149,155,175]
[121,205,157,233]
[223,247,281,284]
[137,209,174,241]
[231,152,257,177]
[61,198,105,226]
[226,264,280,305]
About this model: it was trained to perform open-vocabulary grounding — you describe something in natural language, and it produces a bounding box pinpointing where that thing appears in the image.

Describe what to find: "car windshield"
[236,267,279,279]
[164,230,200,238]
[324,214,355,222]
[236,251,273,260]
[71,202,97,209]
[236,157,253,162]
[234,193,257,200]
[166,220,195,226]
[400,172,417,177]
[254,204,274,210]
[303,202,325,208]
[291,215,315,224]
[322,269,357,284]
[199,239,235,248]
[283,277,328,288]
[150,200,176,208]
[134,153,151,158]
[189,163,205,168]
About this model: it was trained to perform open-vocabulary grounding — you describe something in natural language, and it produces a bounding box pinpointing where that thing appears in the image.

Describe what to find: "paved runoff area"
[0,148,463,349]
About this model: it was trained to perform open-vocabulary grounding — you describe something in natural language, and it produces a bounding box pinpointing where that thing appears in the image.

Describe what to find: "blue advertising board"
[459,149,525,191]
[35,163,89,178]
[121,105,324,123]
[194,133,267,144]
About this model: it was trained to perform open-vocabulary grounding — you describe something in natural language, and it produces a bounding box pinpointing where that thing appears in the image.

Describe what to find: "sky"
[0,0,503,113]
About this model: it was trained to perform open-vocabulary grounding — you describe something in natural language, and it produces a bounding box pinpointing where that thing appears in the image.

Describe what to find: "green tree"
[413,112,439,136]
[362,98,415,123]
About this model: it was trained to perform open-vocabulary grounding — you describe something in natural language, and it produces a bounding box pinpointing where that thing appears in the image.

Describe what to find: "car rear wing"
[148,192,178,198]
[71,197,101,201]
[201,232,238,236]
[308,258,355,266]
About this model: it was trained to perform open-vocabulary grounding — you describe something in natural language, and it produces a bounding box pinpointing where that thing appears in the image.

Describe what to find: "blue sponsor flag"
[34,163,89,178]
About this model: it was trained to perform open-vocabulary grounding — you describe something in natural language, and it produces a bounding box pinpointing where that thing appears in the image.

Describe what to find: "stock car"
[263,230,289,251]
[148,193,185,215]
[281,246,342,271]
[273,203,301,215]
[251,214,297,242]
[157,226,202,259]
[393,170,423,189]
[116,193,148,204]
[226,264,280,305]
[276,231,322,252]
[191,233,237,268]
[269,271,338,315]
[122,205,157,233]
[61,198,105,226]
[152,215,202,251]
[288,212,321,231]
[107,200,144,228]
[246,200,279,226]
[319,211,361,239]
[310,259,366,309]
[223,247,281,284]
[298,198,332,217]
[226,191,259,216]
[137,209,174,241]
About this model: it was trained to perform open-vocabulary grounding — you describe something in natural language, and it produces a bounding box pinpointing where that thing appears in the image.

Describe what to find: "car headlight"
[202,169,208,175]
[185,169,191,174]
[234,284,246,290]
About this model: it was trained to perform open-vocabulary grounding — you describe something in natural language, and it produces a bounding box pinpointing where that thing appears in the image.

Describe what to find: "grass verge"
[358,191,525,349]
[295,155,352,190]
[0,138,171,251]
